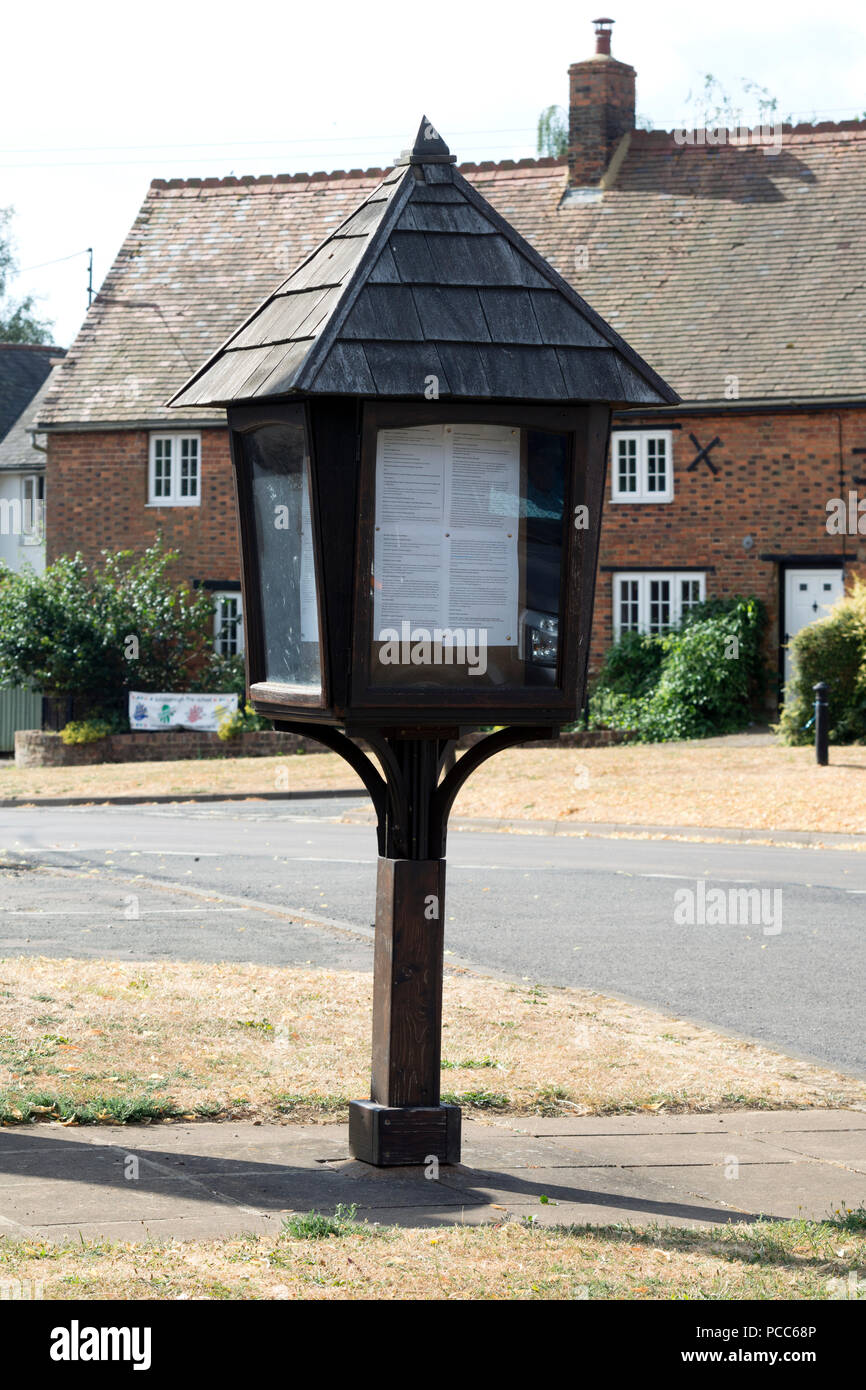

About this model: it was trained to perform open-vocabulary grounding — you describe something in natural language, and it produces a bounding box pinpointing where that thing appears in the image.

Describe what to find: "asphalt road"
[1,798,864,1075]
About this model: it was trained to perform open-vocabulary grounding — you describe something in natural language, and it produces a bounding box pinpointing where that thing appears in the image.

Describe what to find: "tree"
[536,105,568,158]
[677,74,788,130]
[0,207,54,344]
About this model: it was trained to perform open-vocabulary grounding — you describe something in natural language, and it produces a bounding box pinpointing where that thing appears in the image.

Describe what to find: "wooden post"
[348,857,461,1166]
[814,681,829,767]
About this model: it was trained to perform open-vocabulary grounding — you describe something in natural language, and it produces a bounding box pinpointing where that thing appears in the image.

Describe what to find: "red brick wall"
[591,406,866,687]
[568,56,636,186]
[46,408,866,705]
[46,427,239,583]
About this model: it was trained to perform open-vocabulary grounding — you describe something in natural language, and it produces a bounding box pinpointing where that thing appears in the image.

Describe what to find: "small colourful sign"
[128,692,238,732]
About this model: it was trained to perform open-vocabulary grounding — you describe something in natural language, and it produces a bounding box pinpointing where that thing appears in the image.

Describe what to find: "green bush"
[0,542,215,723]
[194,652,246,701]
[216,701,272,740]
[589,597,768,742]
[59,719,113,746]
[777,579,866,745]
[593,629,666,698]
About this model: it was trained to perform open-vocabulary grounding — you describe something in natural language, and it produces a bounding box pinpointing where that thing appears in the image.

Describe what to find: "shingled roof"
[0,368,60,472]
[38,120,866,427]
[0,344,60,440]
[169,119,675,409]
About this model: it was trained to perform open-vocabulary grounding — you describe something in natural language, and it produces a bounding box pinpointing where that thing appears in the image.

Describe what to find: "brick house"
[38,20,866,701]
[0,344,63,576]
[0,344,65,748]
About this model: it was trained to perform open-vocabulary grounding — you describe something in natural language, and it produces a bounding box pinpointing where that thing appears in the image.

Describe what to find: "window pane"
[154,438,172,498]
[648,579,671,633]
[215,595,241,657]
[619,578,640,632]
[646,436,667,492]
[370,422,566,689]
[245,415,321,691]
[680,578,701,617]
[21,475,44,543]
[617,438,637,493]
[180,437,199,498]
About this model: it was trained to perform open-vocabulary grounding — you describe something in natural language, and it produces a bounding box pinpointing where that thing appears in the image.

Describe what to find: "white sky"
[3,0,864,347]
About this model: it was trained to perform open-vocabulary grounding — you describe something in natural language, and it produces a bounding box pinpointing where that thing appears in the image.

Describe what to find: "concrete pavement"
[1,1110,864,1240]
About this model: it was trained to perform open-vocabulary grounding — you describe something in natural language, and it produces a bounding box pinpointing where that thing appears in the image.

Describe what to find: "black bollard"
[813,682,829,767]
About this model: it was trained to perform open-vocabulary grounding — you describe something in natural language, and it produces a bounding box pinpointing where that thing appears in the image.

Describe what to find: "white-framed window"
[213,591,244,656]
[613,571,706,638]
[611,431,674,502]
[148,433,201,505]
[21,473,45,545]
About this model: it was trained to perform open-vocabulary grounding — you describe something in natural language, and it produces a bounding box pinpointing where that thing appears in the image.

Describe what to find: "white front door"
[783,568,844,682]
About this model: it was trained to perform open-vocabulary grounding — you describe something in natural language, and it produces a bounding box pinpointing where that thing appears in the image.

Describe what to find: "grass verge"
[1,956,863,1125]
[2,1210,865,1299]
[3,741,866,838]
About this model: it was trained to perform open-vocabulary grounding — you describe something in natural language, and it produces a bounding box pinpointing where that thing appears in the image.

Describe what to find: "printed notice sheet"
[299,478,318,643]
[373,424,520,645]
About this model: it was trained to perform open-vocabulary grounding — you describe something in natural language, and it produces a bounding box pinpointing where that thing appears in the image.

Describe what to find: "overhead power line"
[19,247,92,273]
[0,126,537,158]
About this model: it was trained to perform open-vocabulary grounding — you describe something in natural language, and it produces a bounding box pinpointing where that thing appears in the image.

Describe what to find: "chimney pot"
[593,17,614,56]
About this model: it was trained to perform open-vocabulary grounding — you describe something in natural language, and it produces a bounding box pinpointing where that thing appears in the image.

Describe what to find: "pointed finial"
[395,115,456,166]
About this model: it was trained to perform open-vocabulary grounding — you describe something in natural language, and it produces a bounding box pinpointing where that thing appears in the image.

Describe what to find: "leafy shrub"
[0,542,215,723]
[589,597,768,742]
[592,629,665,698]
[216,701,272,740]
[193,652,246,701]
[59,719,113,745]
[777,578,866,745]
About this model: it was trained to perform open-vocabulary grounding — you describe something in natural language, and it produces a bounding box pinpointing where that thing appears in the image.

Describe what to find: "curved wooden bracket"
[274,721,557,861]
[273,721,390,854]
[428,726,556,857]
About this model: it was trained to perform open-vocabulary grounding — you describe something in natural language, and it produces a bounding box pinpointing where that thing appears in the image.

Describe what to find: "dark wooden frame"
[228,400,332,717]
[348,400,609,727]
[228,396,610,730]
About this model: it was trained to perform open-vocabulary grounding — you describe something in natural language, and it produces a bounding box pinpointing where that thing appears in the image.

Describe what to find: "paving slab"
[756,1131,866,1171]
[499,1110,866,1137]
[1,1111,865,1242]
[540,1133,804,1167]
[642,1162,866,1222]
[719,1110,866,1133]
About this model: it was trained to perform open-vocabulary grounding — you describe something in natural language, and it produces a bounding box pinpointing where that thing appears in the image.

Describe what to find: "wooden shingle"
[168,121,677,410]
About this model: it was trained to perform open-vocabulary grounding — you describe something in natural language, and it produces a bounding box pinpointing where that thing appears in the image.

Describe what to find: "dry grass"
[448,742,866,836]
[0,749,359,802]
[2,1214,865,1300]
[1,956,863,1126]
[3,740,866,837]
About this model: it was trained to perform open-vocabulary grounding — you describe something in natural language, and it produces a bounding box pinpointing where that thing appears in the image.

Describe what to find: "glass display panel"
[370,422,567,688]
[245,416,322,691]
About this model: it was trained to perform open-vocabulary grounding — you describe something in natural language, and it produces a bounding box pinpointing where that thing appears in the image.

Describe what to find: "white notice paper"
[299,477,318,643]
[373,424,520,647]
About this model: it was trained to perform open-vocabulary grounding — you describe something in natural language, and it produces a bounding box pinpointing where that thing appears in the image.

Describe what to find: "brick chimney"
[568,18,636,186]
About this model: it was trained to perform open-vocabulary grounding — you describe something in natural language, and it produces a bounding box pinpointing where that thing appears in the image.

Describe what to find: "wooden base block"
[348,1100,461,1167]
